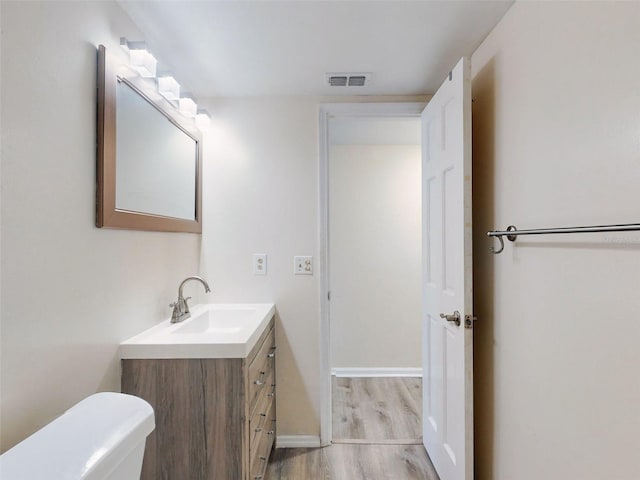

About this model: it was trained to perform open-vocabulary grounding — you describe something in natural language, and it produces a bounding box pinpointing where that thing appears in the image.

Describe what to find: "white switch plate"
[294,256,313,275]
[253,254,267,275]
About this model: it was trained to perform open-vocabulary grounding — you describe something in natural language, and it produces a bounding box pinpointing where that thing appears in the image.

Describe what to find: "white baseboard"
[276,435,322,448]
[331,367,422,378]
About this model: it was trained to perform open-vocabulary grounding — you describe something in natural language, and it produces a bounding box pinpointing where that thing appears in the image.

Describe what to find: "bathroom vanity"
[120,304,276,480]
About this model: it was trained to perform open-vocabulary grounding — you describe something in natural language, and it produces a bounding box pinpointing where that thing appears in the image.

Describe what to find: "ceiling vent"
[329,76,347,87]
[326,73,372,87]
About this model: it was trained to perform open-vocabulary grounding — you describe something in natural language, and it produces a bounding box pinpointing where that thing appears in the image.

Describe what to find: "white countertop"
[119,303,276,359]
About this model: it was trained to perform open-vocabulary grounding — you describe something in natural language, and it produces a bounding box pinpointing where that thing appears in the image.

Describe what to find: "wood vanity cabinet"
[121,317,276,480]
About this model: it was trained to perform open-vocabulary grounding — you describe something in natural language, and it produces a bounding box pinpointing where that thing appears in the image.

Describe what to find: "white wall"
[329,144,421,369]
[472,2,640,478]
[199,95,428,438]
[0,1,201,451]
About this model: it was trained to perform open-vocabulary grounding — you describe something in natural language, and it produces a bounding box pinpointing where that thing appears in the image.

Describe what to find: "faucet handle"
[169,302,177,308]
[185,296,192,301]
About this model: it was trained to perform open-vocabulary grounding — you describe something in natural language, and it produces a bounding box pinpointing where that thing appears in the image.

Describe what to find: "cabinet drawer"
[249,369,275,446]
[248,328,275,413]
[249,401,276,480]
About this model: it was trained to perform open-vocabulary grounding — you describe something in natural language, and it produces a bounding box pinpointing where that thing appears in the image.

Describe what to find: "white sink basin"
[172,308,256,335]
[120,303,276,359]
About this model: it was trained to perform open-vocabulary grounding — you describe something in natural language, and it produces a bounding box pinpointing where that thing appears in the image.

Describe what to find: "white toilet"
[0,392,154,480]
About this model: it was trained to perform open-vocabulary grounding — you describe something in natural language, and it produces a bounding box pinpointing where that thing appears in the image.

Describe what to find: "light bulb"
[195,110,211,129]
[158,75,180,101]
[179,95,197,118]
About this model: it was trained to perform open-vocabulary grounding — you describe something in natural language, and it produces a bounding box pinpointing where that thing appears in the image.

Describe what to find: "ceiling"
[118,0,513,98]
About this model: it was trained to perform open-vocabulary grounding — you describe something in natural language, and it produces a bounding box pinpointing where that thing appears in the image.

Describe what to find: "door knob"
[440,311,461,326]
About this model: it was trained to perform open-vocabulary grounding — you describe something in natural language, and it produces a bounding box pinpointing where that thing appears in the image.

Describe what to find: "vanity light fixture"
[179,93,197,118]
[157,74,180,101]
[120,37,157,78]
[195,109,211,129]
[117,37,208,131]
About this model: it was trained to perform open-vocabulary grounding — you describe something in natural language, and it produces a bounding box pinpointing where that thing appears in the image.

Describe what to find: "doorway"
[318,103,427,445]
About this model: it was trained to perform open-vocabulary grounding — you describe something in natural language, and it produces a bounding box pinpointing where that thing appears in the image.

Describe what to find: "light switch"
[253,254,267,275]
[294,256,313,275]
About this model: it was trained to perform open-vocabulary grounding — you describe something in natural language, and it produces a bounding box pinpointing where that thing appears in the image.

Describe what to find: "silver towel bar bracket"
[487,223,640,255]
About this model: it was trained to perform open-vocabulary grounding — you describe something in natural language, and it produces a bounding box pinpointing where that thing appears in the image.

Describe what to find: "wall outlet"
[253,254,267,275]
[294,256,313,275]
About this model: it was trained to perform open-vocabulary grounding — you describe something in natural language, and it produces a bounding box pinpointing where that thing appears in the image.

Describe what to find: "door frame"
[318,102,427,445]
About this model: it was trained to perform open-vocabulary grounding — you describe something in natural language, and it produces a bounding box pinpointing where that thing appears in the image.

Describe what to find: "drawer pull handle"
[271,383,276,387]
[255,476,263,480]
[254,371,267,386]
[267,352,275,358]
[260,412,267,417]
[260,455,268,461]
[268,392,275,397]
[255,427,263,433]
[267,430,275,435]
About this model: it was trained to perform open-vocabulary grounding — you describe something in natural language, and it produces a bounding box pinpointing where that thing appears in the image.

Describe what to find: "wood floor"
[266,377,439,480]
[332,377,422,442]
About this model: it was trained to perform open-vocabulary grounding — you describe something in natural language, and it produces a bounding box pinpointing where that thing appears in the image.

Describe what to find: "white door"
[421,57,473,480]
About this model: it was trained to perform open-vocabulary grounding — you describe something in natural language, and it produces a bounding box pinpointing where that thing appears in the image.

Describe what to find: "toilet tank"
[0,392,154,480]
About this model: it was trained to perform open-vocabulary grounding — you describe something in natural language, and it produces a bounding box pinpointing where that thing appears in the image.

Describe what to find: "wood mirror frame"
[96,45,203,233]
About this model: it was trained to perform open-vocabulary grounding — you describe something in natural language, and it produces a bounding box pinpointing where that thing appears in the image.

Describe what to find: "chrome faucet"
[170,276,211,323]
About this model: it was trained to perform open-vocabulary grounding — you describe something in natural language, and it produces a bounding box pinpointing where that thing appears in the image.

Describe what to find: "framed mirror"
[96,45,202,233]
